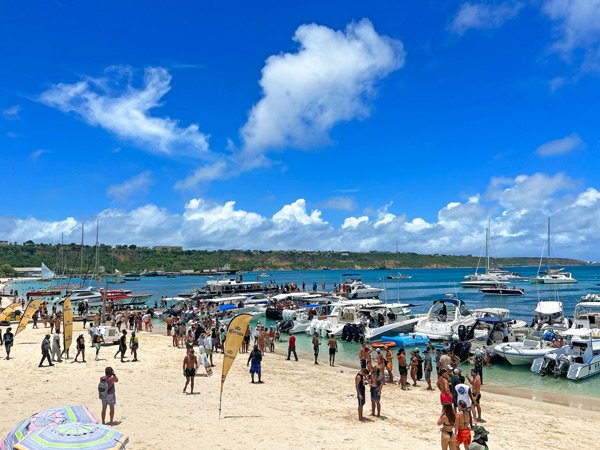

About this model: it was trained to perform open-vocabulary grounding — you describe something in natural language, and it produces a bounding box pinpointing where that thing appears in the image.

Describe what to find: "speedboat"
[386,273,412,280]
[532,301,570,331]
[339,276,383,299]
[306,299,382,339]
[413,294,476,340]
[281,303,329,334]
[479,284,524,296]
[572,301,600,330]
[380,332,429,346]
[359,303,420,341]
[532,328,600,380]
[495,338,555,366]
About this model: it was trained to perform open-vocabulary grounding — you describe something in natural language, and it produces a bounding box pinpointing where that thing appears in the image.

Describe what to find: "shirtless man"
[183,348,199,394]
[467,368,483,423]
[437,369,452,405]
[358,342,367,370]
[312,332,320,364]
[328,334,337,366]
[355,367,368,421]
[455,400,472,449]
[410,350,419,386]
[376,348,385,375]
[166,316,173,337]
[397,348,408,390]
[384,346,394,384]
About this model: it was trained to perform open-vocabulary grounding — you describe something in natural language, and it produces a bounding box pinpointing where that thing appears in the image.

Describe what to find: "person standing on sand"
[397,348,408,390]
[438,369,452,405]
[242,326,250,353]
[424,349,433,390]
[182,348,198,394]
[437,403,457,450]
[467,368,483,423]
[473,349,484,384]
[99,367,118,425]
[355,366,368,421]
[130,331,139,361]
[247,344,263,383]
[410,350,419,386]
[4,327,14,360]
[166,316,173,337]
[384,345,394,383]
[93,332,104,361]
[32,309,39,328]
[54,313,61,334]
[51,333,62,362]
[74,333,86,363]
[39,334,53,367]
[312,332,320,364]
[203,333,214,367]
[287,334,298,361]
[370,366,383,417]
[454,400,471,450]
[328,334,337,366]
[114,329,127,362]
[359,342,367,370]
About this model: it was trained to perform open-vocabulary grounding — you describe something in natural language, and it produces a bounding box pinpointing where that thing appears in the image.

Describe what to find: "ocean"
[6,265,600,399]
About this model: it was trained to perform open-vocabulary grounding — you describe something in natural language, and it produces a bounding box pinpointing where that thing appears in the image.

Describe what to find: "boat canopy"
[302,303,324,309]
[474,307,510,316]
[433,298,461,306]
[534,301,563,314]
[475,317,514,324]
[562,328,593,337]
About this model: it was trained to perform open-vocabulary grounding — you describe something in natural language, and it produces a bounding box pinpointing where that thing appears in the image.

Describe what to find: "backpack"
[98,379,108,400]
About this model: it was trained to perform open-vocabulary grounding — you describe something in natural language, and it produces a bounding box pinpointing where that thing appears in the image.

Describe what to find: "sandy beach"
[0,322,596,450]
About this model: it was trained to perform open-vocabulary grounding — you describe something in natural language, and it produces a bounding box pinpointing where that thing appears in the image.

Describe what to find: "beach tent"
[13,422,128,450]
[2,405,97,449]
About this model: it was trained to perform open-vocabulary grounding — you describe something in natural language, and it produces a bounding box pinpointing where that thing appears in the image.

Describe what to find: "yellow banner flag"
[0,302,20,322]
[15,300,41,336]
[219,314,252,417]
[63,296,73,351]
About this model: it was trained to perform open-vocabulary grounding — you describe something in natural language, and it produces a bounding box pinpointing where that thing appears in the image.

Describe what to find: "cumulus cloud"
[536,133,585,156]
[107,171,154,202]
[4,173,600,259]
[239,19,405,167]
[543,0,600,72]
[39,67,210,157]
[2,105,20,119]
[450,2,524,35]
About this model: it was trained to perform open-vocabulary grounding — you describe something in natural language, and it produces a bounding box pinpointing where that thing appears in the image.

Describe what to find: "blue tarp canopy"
[302,303,323,309]
[218,304,237,311]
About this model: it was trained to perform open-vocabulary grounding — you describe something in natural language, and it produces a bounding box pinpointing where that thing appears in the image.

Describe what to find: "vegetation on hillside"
[0,243,588,274]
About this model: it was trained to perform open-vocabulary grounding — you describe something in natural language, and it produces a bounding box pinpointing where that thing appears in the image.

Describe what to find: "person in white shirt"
[454,376,473,428]
[204,333,214,367]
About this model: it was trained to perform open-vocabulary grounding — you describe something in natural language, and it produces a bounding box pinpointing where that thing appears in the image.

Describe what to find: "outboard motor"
[355,324,365,343]
[458,325,466,342]
[342,324,351,341]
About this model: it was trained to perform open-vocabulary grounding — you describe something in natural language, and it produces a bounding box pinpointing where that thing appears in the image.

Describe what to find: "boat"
[413,294,477,340]
[258,273,270,278]
[531,328,600,380]
[479,284,525,296]
[531,301,570,331]
[386,272,412,280]
[380,332,430,346]
[204,277,272,295]
[580,293,600,303]
[494,338,555,366]
[281,303,330,334]
[123,277,141,281]
[572,302,600,330]
[359,303,420,341]
[472,308,528,330]
[306,298,383,339]
[339,275,383,299]
[531,218,577,284]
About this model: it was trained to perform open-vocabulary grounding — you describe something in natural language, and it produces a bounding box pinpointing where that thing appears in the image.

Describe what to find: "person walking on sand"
[287,334,298,361]
[114,330,127,362]
[39,334,53,367]
[182,348,198,394]
[328,334,338,366]
[355,366,368,421]
[247,344,263,383]
[130,331,139,361]
[99,367,118,425]
[4,327,14,360]
[467,368,483,423]
[312,332,320,364]
[437,403,457,450]
[74,333,86,363]
[93,332,104,361]
[454,400,471,450]
[32,309,39,329]
[204,332,214,366]
[51,333,62,362]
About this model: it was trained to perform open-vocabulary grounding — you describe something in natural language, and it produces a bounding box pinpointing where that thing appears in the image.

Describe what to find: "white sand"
[0,323,597,449]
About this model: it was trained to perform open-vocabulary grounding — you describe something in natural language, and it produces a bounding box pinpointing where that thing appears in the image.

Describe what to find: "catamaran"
[531,217,577,284]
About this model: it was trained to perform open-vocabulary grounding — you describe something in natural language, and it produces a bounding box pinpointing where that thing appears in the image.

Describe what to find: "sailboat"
[39,262,56,281]
[531,217,577,284]
[460,219,524,288]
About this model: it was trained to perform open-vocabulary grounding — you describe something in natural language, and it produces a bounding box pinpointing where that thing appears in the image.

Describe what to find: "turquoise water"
[6,265,600,398]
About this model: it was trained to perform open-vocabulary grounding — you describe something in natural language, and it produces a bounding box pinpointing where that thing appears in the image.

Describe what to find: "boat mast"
[547,217,551,272]
[486,217,490,273]
[79,223,84,287]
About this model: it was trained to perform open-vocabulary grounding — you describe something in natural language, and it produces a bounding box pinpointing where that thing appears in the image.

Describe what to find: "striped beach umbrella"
[2,405,97,449]
[13,422,128,450]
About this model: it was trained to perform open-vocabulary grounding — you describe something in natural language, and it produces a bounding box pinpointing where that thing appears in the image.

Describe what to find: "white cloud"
[29,149,50,161]
[174,162,230,191]
[543,0,600,72]
[107,171,154,202]
[450,2,524,35]
[2,105,20,119]
[4,173,600,259]
[39,67,210,157]
[536,133,585,156]
[239,19,405,167]
[321,196,356,211]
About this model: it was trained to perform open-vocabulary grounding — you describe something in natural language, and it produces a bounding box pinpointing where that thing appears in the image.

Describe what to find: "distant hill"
[0,242,589,274]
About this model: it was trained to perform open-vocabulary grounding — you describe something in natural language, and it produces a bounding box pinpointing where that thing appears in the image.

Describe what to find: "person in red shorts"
[455,399,471,449]
[437,368,452,404]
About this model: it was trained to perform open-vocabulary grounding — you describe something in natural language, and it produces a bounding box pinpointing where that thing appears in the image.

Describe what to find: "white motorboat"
[531,218,578,284]
[471,308,528,340]
[580,293,600,303]
[205,277,267,294]
[306,299,382,338]
[340,276,383,299]
[532,301,570,331]
[495,338,555,366]
[282,303,329,334]
[572,302,600,330]
[479,284,524,296]
[386,273,412,280]
[359,303,420,341]
[413,294,476,340]
[531,328,600,380]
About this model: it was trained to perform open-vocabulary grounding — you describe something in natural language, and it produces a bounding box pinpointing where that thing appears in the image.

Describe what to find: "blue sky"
[1,1,600,258]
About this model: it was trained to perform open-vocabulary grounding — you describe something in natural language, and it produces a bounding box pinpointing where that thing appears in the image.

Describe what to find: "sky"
[1,0,600,259]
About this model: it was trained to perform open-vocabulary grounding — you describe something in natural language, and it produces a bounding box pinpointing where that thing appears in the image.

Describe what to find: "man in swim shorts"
[247,344,263,383]
[328,334,337,366]
[183,348,198,394]
[397,348,408,390]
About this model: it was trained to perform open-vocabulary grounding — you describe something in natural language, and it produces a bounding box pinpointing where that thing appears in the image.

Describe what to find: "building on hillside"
[153,246,183,252]
[14,267,42,277]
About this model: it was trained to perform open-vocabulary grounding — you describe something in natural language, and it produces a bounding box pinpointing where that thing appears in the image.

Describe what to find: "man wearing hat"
[39,334,53,367]
[469,426,489,449]
[247,344,263,383]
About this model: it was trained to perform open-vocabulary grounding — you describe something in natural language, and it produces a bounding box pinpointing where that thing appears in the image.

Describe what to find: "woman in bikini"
[437,403,457,450]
